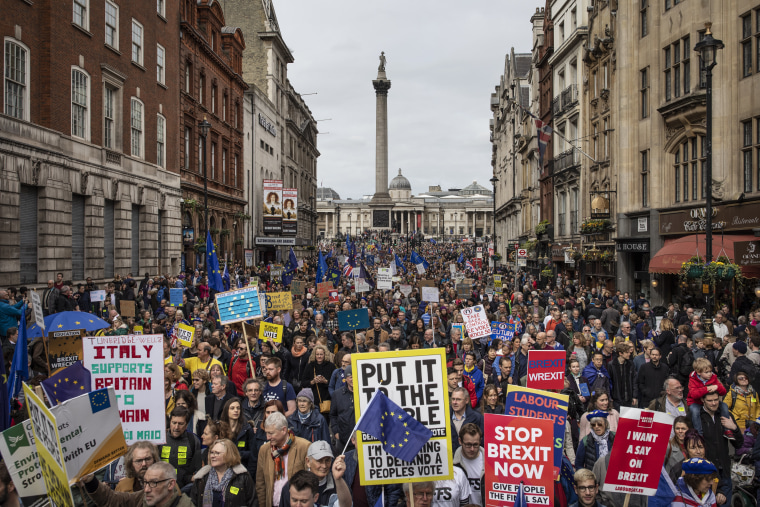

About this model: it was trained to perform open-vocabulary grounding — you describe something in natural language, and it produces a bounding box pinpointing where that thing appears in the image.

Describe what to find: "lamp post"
[310,195,316,245]
[694,22,723,319]
[490,176,498,261]
[199,116,211,268]
[335,205,341,240]
[348,213,352,239]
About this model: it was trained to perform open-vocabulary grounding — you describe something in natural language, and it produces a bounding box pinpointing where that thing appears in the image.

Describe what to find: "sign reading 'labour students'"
[526,351,566,391]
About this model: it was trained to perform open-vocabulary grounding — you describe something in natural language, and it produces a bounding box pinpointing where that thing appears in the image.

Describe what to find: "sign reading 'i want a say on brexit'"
[216,287,264,325]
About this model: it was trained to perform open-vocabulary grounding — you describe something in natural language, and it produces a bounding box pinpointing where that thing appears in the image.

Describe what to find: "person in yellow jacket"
[724,370,760,431]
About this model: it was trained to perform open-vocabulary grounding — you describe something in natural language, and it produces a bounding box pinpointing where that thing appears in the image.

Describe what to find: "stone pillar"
[371,67,392,204]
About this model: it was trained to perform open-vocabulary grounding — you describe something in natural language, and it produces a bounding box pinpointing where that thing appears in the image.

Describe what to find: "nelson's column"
[370,51,393,229]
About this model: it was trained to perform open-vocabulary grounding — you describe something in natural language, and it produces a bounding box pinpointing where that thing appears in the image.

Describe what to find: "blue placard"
[579,382,590,397]
[169,288,184,307]
[216,287,263,324]
[491,321,515,342]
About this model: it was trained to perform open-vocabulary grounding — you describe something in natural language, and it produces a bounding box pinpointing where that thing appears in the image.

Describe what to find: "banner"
[282,188,298,236]
[317,282,332,299]
[50,388,128,483]
[265,292,293,312]
[262,179,283,234]
[258,322,284,343]
[175,323,195,348]
[169,288,183,307]
[0,420,49,507]
[24,383,74,507]
[82,334,165,445]
[503,386,568,480]
[377,268,392,290]
[602,407,674,496]
[244,249,254,267]
[353,349,453,485]
[421,286,439,302]
[484,414,554,507]
[47,329,83,375]
[216,287,264,324]
[491,322,515,343]
[526,350,566,391]
[461,305,491,340]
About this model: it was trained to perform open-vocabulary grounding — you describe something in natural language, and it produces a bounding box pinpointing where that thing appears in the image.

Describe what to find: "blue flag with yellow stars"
[40,361,92,406]
[88,388,111,413]
[337,308,370,331]
[356,390,433,463]
[206,230,224,292]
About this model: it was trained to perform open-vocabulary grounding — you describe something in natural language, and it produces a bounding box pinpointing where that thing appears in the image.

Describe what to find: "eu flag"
[8,304,29,400]
[457,252,464,264]
[513,483,527,507]
[337,308,370,331]
[282,247,299,286]
[206,231,225,292]
[222,261,231,291]
[356,390,433,463]
[40,361,92,406]
[328,268,342,288]
[394,254,407,275]
[316,250,328,283]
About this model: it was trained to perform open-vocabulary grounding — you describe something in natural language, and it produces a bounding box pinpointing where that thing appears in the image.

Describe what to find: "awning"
[648,234,760,278]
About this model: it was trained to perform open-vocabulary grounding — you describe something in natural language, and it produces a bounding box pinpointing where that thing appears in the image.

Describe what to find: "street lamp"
[490,176,498,260]
[348,213,352,238]
[694,22,723,319]
[199,116,211,267]
[310,195,316,246]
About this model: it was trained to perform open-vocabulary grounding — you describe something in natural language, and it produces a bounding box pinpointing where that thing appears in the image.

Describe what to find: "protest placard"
[175,322,195,348]
[457,279,472,298]
[249,276,259,287]
[493,275,502,293]
[89,290,106,303]
[270,265,284,277]
[602,407,674,496]
[451,323,467,340]
[23,383,74,507]
[355,278,371,293]
[82,334,165,445]
[526,350,566,391]
[265,292,293,312]
[418,279,436,288]
[399,284,412,297]
[317,282,332,299]
[353,349,453,485]
[133,325,143,335]
[484,414,554,507]
[491,322,515,343]
[169,288,183,307]
[0,420,49,507]
[216,287,264,324]
[50,387,128,483]
[503,385,568,480]
[421,286,439,302]
[377,268,392,290]
[449,263,456,275]
[120,300,135,317]
[461,305,491,340]
[29,290,45,332]
[258,321,284,343]
[329,290,340,304]
[291,280,306,296]
[47,329,83,374]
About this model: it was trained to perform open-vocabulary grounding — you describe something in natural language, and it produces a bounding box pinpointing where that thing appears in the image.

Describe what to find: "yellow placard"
[176,323,195,348]
[24,383,74,507]
[258,322,283,343]
[265,292,293,312]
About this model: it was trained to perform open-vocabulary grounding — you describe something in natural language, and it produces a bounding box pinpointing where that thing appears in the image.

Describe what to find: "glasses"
[590,422,605,428]
[577,485,597,492]
[144,478,172,489]
[209,451,223,457]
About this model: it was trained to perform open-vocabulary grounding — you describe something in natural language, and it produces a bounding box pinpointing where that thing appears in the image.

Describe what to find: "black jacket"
[329,385,356,444]
[699,406,743,487]
[608,358,636,404]
[636,360,671,407]
[190,464,255,507]
[450,407,484,455]
[160,431,201,488]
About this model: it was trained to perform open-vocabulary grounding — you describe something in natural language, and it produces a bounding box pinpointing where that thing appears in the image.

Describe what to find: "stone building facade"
[0,0,183,286]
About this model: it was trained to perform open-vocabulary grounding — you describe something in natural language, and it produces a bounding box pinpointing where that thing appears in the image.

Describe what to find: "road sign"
[517,249,527,258]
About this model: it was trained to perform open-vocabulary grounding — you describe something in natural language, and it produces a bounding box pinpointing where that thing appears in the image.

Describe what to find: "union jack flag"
[465,260,476,272]
[342,262,353,278]
[536,118,553,170]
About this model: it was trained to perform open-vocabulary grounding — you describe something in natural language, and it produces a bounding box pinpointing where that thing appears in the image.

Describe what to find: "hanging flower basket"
[687,265,705,278]
[540,268,553,277]
[580,218,613,235]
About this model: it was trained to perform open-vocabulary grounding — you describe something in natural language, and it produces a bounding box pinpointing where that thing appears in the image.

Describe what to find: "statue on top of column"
[378,52,386,72]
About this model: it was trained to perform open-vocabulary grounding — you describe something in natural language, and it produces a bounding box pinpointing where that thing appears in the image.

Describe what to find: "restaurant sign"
[735,241,760,266]
[615,239,650,253]
[659,202,760,235]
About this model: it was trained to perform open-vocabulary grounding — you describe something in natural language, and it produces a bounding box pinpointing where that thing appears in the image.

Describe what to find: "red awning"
[649,234,760,278]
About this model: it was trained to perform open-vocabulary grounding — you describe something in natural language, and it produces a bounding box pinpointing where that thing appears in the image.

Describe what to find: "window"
[673,136,705,202]
[222,148,227,183]
[131,98,144,157]
[674,150,680,202]
[132,20,143,65]
[157,44,165,84]
[73,0,89,30]
[105,1,119,49]
[71,68,89,139]
[199,73,204,104]
[744,121,753,192]
[603,117,609,160]
[233,153,238,187]
[4,39,29,121]
[184,127,190,169]
[223,93,227,122]
[211,142,216,179]
[743,14,753,77]
[640,67,649,118]
[558,192,566,236]
[665,0,681,10]
[592,123,598,159]
[673,41,681,98]
[592,70,597,97]
[185,61,191,93]
[641,150,649,207]
[157,0,165,17]
[602,63,608,89]
[640,0,648,37]
[157,114,165,168]
[104,86,114,148]
[664,46,672,101]
[211,85,216,113]
[683,35,691,94]
[664,36,691,101]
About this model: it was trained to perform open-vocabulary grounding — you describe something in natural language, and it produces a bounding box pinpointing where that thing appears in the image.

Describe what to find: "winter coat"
[636,360,671,408]
[288,410,331,443]
[687,370,727,406]
[608,358,636,404]
[190,464,255,507]
[85,477,193,507]
[255,436,310,507]
[723,384,760,431]
[0,298,23,338]
[302,360,336,411]
[574,431,615,471]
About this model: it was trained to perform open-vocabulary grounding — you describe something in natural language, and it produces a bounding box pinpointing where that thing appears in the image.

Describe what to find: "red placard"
[526,350,566,390]
[328,290,340,304]
[602,407,673,496]
[484,414,555,507]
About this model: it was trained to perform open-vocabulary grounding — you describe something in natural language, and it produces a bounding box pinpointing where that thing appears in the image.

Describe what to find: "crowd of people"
[1,233,759,507]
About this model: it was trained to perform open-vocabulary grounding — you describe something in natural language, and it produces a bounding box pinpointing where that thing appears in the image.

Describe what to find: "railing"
[552,84,579,118]
[552,96,562,117]
[105,150,121,165]
[553,149,581,172]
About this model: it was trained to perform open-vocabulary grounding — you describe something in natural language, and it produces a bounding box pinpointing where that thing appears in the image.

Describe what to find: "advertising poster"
[265,292,293,312]
[82,334,165,445]
[23,383,74,507]
[258,321,284,343]
[602,407,674,496]
[461,305,491,340]
[503,385,568,480]
[0,420,49,507]
[282,188,298,236]
[47,329,84,375]
[526,350,566,391]
[262,179,283,234]
[353,349,453,485]
[484,414,554,507]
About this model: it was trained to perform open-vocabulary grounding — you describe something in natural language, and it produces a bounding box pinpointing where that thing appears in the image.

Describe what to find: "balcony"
[552,84,578,119]
[553,149,581,173]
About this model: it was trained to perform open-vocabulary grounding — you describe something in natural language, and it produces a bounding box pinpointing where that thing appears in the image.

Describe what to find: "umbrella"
[26,311,110,339]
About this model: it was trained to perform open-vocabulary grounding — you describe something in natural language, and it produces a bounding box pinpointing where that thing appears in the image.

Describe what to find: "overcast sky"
[274,1,540,200]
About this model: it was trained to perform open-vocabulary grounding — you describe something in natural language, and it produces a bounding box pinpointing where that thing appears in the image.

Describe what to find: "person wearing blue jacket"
[463,352,485,402]
[328,353,349,396]
[0,289,23,340]
[582,350,612,394]
[289,389,330,443]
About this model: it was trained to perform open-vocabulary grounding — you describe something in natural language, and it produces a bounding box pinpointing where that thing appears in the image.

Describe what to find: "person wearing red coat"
[687,357,735,438]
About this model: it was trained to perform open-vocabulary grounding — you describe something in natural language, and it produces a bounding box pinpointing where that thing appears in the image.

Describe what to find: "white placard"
[461,304,491,340]
[377,268,393,290]
[29,290,45,331]
[399,284,412,297]
[355,278,371,293]
[90,290,106,302]
[421,286,440,302]
[449,263,456,275]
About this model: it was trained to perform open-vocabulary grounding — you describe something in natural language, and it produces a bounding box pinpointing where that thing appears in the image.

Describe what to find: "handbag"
[315,366,331,413]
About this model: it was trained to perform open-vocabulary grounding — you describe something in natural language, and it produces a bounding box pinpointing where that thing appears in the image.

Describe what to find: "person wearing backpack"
[724,369,760,432]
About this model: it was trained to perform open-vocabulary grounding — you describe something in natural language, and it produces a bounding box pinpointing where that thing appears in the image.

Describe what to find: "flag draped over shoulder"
[206,231,225,292]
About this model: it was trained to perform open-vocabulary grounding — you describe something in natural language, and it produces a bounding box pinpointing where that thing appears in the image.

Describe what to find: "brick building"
[0,0,183,286]
[179,0,248,270]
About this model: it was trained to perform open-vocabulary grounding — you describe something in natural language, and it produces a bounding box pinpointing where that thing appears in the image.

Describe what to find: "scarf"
[271,430,295,479]
[291,345,308,358]
[590,429,610,459]
[298,410,311,424]
[464,363,475,374]
[203,467,235,507]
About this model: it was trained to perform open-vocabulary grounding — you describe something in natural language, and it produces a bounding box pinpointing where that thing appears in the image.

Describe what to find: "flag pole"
[409,482,415,507]
[241,322,256,379]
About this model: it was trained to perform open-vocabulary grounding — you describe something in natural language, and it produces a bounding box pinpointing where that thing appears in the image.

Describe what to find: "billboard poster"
[262,179,283,234]
[282,188,298,236]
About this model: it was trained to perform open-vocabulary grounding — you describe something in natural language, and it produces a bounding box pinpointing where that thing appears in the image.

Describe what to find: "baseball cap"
[307,440,334,460]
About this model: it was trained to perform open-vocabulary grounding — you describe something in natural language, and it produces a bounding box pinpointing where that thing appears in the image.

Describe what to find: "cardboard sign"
[503,386,568,480]
[24,383,74,507]
[493,275,503,293]
[602,407,674,496]
[216,287,264,324]
[491,322,515,343]
[120,300,135,317]
[0,420,49,507]
[399,284,412,297]
[265,292,293,312]
[175,323,195,348]
[317,282,333,299]
[377,268,393,290]
[461,305,491,340]
[418,279,436,288]
[484,414,555,507]
[291,280,306,296]
[169,288,183,307]
[50,388,128,483]
[47,329,84,375]
[457,279,473,298]
[29,290,45,332]
[329,290,340,304]
[526,350,566,391]
[82,334,165,445]
[258,321,284,343]
[352,349,453,485]
[90,290,106,302]
[421,286,439,302]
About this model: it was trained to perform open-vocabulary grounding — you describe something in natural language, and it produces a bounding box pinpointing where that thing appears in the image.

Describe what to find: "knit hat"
[733,341,748,354]
[296,388,314,404]
[681,458,718,475]
[344,365,352,377]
